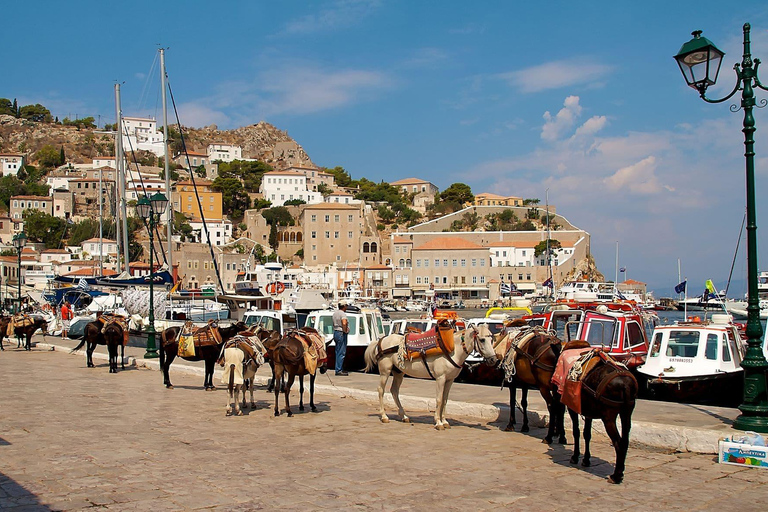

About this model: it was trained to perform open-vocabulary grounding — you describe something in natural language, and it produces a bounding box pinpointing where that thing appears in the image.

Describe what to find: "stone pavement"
[2,345,768,511]
[38,335,744,454]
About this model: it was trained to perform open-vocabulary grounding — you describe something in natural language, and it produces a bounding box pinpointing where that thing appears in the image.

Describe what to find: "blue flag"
[620,267,626,273]
[674,280,687,294]
[543,278,553,288]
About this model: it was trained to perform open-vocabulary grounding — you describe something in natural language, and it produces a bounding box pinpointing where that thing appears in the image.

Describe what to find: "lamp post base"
[734,370,768,433]
[144,326,159,359]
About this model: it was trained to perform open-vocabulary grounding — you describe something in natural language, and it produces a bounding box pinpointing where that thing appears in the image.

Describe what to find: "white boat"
[556,281,615,302]
[637,313,747,404]
[303,307,387,371]
[726,299,768,320]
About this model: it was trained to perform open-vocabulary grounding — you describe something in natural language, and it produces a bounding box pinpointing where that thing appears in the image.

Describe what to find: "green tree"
[534,239,562,258]
[462,211,479,230]
[295,248,304,258]
[523,198,540,206]
[194,165,207,178]
[103,123,116,131]
[440,183,474,204]
[18,104,53,123]
[173,212,193,242]
[0,98,13,116]
[261,206,293,227]
[283,199,306,206]
[158,167,180,181]
[526,207,540,220]
[35,145,64,169]
[59,146,65,164]
[0,176,49,211]
[269,224,279,250]
[316,182,332,197]
[210,176,250,219]
[12,99,18,116]
[23,210,67,249]
[323,166,353,187]
[216,160,273,192]
[253,198,272,209]
[377,204,395,223]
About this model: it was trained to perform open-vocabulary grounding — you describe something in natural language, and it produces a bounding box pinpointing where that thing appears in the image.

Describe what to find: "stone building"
[10,195,53,220]
[301,203,362,266]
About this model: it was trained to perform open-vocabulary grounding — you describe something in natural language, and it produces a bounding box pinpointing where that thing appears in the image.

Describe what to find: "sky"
[3,0,768,297]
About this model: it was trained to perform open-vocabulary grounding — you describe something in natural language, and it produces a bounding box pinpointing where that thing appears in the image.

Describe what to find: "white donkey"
[364,323,497,430]
[220,337,265,416]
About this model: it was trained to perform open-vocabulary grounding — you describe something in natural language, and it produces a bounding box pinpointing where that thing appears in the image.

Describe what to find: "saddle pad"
[100,315,129,345]
[220,347,245,386]
[552,348,593,415]
[192,325,222,347]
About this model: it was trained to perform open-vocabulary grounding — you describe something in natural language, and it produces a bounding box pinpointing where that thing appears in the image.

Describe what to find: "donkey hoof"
[521,425,530,433]
[608,475,622,485]
[559,437,568,445]
[581,459,591,467]
[380,416,390,423]
[543,437,553,444]
[287,411,293,417]
[226,409,232,416]
[236,410,243,416]
[435,424,445,431]
[251,403,257,409]
[209,386,217,391]
[504,424,515,432]
[166,385,174,389]
[570,455,579,464]
[299,405,305,411]
[311,406,318,413]
[402,417,411,424]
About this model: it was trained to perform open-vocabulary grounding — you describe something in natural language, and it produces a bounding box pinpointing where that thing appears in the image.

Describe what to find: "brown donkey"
[272,330,323,417]
[496,322,566,444]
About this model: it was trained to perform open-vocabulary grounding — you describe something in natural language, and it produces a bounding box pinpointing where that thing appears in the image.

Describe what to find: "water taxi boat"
[637,314,746,404]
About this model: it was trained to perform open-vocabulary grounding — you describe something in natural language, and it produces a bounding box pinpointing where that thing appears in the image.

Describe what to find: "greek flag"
[615,288,627,300]
[620,267,626,273]
[77,278,89,291]
[543,278,553,288]
[500,282,511,295]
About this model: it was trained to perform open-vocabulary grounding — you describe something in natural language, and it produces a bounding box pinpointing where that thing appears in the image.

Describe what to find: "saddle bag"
[178,333,196,357]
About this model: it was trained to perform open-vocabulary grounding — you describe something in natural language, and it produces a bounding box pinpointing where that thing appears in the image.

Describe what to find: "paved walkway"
[29,334,749,454]
[2,344,768,510]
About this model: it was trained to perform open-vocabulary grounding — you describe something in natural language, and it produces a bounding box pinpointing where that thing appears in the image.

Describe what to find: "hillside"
[0,115,314,168]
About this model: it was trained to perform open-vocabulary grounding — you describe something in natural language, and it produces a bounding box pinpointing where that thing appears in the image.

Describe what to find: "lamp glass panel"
[708,50,723,84]
[136,200,152,219]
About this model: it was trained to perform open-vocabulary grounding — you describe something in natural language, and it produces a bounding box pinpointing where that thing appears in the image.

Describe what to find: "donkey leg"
[298,375,305,411]
[390,371,409,423]
[121,344,125,370]
[582,418,593,467]
[273,365,283,416]
[440,379,454,428]
[521,387,530,433]
[204,357,216,391]
[164,350,176,388]
[377,361,392,423]
[87,343,95,368]
[608,410,630,484]
[235,386,243,416]
[434,375,446,430]
[504,382,516,431]
[284,372,296,417]
[542,389,556,444]
[556,395,568,444]
[569,409,580,464]
[309,374,317,412]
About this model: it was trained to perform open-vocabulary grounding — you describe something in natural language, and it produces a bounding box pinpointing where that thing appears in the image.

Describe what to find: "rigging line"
[725,210,747,297]
[137,52,159,115]
[167,79,225,294]
[120,119,168,267]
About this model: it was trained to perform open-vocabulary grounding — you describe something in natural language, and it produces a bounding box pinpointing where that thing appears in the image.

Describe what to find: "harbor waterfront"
[1,339,767,510]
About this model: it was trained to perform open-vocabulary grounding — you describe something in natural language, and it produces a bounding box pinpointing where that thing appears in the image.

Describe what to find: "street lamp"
[135,192,168,359]
[12,232,27,314]
[675,23,768,432]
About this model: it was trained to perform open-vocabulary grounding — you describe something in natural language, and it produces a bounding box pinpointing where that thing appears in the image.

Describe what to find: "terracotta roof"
[413,237,485,251]
[11,195,50,200]
[303,203,357,210]
[485,240,573,248]
[93,156,116,160]
[0,153,24,157]
[82,238,117,244]
[41,249,70,254]
[476,192,510,200]
[392,237,412,244]
[390,178,432,186]
[178,151,208,157]
[622,279,646,285]
[265,170,306,176]
[175,180,213,186]
[365,264,391,270]
[64,268,118,277]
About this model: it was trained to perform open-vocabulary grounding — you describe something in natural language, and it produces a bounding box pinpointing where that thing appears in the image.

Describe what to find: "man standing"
[332,302,349,376]
[61,301,73,338]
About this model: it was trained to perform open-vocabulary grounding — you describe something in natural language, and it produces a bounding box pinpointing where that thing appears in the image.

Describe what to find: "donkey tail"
[228,363,236,393]
[70,339,86,354]
[363,340,379,373]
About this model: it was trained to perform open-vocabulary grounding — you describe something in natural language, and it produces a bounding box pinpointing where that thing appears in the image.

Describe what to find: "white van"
[303,307,387,371]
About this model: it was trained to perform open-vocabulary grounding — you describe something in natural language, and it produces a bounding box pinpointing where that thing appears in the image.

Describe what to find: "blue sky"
[3,0,768,297]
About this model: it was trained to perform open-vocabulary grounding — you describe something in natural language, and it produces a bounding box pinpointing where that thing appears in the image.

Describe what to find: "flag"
[500,282,511,295]
[543,278,553,288]
[674,280,687,294]
[77,278,89,291]
[705,279,716,294]
[620,267,626,273]
[615,288,627,300]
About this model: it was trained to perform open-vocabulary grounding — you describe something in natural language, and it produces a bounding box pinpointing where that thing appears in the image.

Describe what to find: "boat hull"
[641,371,743,406]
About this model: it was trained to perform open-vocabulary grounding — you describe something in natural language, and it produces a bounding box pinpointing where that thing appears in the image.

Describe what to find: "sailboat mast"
[546,189,554,298]
[614,240,619,295]
[114,84,123,273]
[99,166,103,276]
[117,91,130,272]
[160,48,172,272]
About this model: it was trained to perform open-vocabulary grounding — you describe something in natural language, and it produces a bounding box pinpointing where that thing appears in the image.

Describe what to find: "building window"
[334,214,340,222]
[480,276,485,284]
[325,231,330,238]
[348,215,353,222]
[424,259,429,268]
[518,273,523,280]
[434,259,439,267]
[334,231,339,239]
[399,258,405,267]
[348,231,353,238]
[416,277,422,284]
[443,259,448,267]
[325,215,330,222]
[480,259,485,267]
[461,259,466,267]
[526,274,531,280]
[452,259,457,267]
[471,258,476,267]
[311,214,316,222]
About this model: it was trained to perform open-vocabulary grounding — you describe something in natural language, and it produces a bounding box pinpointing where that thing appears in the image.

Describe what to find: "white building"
[81,238,118,259]
[0,154,25,177]
[325,192,360,205]
[259,170,323,207]
[40,249,72,264]
[188,220,233,247]
[207,144,242,163]
[122,116,165,156]
[487,240,576,268]
[92,157,128,170]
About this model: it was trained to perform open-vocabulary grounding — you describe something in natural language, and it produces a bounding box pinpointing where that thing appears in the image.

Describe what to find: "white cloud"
[176,102,231,128]
[283,0,381,34]
[603,156,670,195]
[541,95,582,141]
[500,58,612,93]
[572,115,607,140]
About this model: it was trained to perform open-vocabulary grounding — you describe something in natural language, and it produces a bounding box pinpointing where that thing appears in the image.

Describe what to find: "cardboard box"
[719,440,768,469]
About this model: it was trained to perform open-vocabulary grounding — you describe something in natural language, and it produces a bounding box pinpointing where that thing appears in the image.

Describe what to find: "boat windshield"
[405,321,431,333]
[649,332,663,357]
[667,330,700,358]
[581,316,617,347]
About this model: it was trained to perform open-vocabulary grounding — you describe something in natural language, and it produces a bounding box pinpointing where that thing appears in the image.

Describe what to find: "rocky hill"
[0,115,314,168]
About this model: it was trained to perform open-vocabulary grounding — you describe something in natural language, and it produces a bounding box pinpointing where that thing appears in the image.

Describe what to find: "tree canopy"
[322,166,353,187]
[439,183,474,204]
[0,98,14,116]
[0,176,49,211]
[216,159,273,192]
[210,176,250,220]
[23,211,67,249]
[35,145,65,169]
[18,104,52,123]
[534,239,562,258]
[261,206,294,227]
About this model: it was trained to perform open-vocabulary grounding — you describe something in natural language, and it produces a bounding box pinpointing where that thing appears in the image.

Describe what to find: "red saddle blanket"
[404,325,454,359]
[551,348,591,415]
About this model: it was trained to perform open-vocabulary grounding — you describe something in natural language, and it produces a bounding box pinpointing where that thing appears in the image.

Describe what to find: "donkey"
[219,336,266,415]
[271,330,322,417]
[159,321,247,390]
[495,322,566,444]
[554,343,639,484]
[364,323,497,430]
[103,321,127,373]
[2,315,48,351]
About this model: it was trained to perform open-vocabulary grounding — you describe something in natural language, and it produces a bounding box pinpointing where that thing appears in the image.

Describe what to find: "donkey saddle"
[403,321,455,360]
[98,313,129,345]
[180,320,222,347]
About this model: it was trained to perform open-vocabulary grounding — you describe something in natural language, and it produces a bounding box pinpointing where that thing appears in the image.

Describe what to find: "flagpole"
[614,241,619,296]
[684,274,688,320]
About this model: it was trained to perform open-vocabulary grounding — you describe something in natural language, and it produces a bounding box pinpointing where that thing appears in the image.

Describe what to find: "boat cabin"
[243,309,298,335]
[303,307,387,371]
[638,314,745,381]
[525,302,651,368]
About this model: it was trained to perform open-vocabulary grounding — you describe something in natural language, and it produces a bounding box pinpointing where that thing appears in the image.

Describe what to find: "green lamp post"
[135,192,169,359]
[675,24,768,432]
[12,232,27,314]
